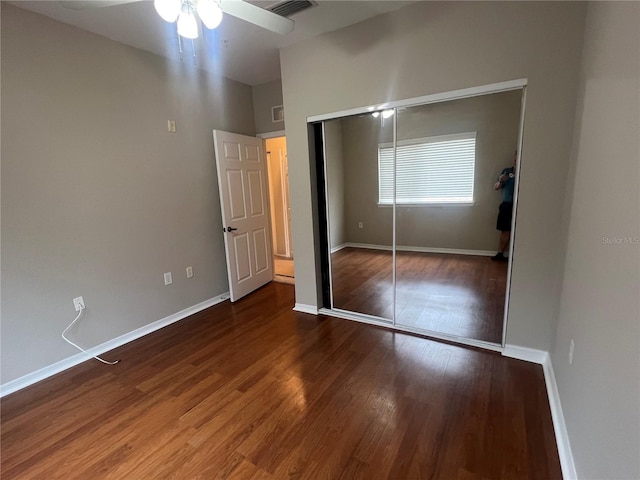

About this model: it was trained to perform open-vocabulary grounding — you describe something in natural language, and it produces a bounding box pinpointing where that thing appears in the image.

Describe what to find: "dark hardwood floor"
[331,248,508,343]
[1,282,560,479]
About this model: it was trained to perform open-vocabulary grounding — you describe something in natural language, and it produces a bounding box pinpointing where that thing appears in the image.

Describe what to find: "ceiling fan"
[59,0,296,38]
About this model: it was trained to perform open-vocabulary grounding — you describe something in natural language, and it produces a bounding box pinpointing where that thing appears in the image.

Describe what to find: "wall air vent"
[267,0,317,18]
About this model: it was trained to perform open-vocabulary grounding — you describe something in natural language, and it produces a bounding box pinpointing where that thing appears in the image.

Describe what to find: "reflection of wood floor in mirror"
[331,247,508,343]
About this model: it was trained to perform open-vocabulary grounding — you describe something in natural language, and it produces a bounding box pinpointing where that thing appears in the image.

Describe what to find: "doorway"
[265,135,295,284]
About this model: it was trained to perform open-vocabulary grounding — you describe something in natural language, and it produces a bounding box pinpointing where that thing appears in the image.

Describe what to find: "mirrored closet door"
[320,87,525,346]
[324,115,394,321]
[393,91,522,344]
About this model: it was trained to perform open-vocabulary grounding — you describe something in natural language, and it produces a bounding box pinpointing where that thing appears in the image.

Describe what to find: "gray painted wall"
[1,4,255,384]
[281,1,586,351]
[339,114,393,248]
[330,91,522,250]
[552,2,640,478]
[252,79,285,134]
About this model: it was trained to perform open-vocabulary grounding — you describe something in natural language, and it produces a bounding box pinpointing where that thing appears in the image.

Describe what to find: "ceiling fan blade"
[59,0,141,10]
[219,0,294,35]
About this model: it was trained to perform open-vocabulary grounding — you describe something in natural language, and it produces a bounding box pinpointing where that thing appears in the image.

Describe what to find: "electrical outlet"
[569,339,575,365]
[73,296,85,311]
[358,221,364,229]
[167,120,176,133]
[186,266,193,278]
[164,272,173,285]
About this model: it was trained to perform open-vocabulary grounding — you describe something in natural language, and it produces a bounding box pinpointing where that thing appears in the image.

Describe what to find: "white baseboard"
[397,245,496,257]
[342,242,495,257]
[0,292,230,398]
[502,344,549,364]
[293,303,318,315]
[503,345,577,480]
[543,356,578,480]
[330,243,347,254]
[344,242,392,251]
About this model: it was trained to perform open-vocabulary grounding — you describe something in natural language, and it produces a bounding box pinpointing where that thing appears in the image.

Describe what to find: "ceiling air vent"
[267,0,317,18]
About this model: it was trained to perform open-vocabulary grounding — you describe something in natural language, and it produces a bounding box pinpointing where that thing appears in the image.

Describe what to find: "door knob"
[225,226,238,232]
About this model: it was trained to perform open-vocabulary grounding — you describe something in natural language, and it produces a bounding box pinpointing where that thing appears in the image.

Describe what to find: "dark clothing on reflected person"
[496,167,515,232]
[497,201,513,232]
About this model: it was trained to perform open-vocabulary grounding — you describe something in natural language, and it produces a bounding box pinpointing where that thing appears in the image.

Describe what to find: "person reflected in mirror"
[492,151,517,262]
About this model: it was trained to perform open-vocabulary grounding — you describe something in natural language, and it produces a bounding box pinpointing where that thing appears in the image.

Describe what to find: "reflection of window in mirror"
[378,132,476,206]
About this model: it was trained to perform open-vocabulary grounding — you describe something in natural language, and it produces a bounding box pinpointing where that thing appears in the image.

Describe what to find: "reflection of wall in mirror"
[324,120,347,250]
[337,91,522,252]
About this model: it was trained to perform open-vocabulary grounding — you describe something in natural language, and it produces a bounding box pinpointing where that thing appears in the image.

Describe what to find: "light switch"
[167,120,176,133]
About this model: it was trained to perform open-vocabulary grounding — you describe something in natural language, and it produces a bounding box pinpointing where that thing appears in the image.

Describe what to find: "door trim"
[257,130,286,139]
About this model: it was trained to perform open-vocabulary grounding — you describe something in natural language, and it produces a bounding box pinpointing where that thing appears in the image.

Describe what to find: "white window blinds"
[378,132,476,204]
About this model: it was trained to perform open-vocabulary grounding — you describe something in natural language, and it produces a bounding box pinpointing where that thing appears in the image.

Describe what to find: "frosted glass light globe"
[177,9,199,39]
[154,0,181,23]
[198,0,223,29]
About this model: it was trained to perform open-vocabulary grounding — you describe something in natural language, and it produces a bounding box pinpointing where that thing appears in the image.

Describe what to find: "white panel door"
[213,130,273,302]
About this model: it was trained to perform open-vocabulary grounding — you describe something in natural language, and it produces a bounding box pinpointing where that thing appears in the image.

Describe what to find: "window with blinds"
[378,132,476,205]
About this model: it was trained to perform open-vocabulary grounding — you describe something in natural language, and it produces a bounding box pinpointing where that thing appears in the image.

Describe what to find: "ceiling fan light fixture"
[177,7,199,39]
[154,0,182,23]
[197,0,223,30]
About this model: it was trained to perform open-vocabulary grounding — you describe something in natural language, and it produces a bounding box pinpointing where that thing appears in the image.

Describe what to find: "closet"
[314,83,526,348]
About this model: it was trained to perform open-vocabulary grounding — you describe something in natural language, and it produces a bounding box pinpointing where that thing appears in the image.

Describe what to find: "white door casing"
[283,149,293,258]
[213,130,273,302]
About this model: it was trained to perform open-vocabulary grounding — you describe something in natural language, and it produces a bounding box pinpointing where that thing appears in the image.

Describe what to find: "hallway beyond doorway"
[265,135,294,285]
[274,256,294,284]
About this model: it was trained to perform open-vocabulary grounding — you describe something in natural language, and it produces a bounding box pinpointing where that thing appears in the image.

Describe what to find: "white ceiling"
[11,0,413,86]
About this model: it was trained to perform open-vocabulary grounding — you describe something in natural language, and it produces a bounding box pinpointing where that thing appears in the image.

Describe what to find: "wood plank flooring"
[331,248,508,343]
[1,282,560,479]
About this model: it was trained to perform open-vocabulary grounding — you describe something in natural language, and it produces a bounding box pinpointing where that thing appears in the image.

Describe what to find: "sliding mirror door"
[393,91,523,343]
[323,114,394,321]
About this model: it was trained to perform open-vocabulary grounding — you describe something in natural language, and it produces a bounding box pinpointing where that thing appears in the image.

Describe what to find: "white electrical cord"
[61,308,119,365]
